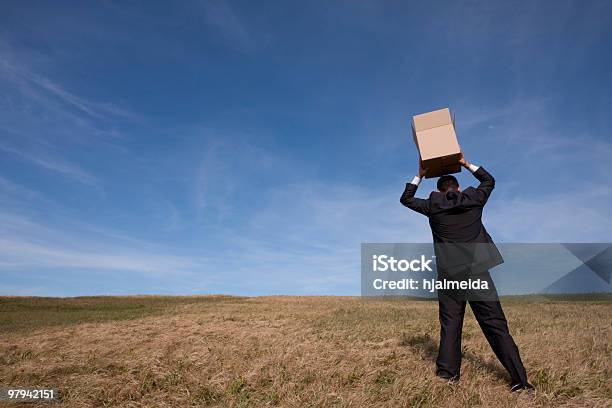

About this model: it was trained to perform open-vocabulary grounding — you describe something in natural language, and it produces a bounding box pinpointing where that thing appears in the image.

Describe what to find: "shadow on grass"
[400,332,509,382]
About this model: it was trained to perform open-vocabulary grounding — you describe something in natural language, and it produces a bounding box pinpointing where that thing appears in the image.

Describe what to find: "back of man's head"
[437,175,460,193]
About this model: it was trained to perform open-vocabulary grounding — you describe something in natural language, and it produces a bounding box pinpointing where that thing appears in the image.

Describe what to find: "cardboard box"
[411,107,462,178]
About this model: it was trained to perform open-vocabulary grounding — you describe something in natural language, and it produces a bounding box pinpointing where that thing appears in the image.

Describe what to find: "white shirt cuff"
[410,176,422,185]
[468,164,480,173]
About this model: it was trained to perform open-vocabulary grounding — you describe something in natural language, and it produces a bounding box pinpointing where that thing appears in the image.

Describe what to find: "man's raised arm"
[459,154,495,205]
[400,159,430,216]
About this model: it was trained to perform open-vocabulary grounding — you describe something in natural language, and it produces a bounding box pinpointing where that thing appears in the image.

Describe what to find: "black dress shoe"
[510,382,535,392]
[436,373,460,382]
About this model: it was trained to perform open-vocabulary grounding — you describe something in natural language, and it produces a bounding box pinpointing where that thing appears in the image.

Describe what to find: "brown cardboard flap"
[413,108,453,131]
[411,122,419,151]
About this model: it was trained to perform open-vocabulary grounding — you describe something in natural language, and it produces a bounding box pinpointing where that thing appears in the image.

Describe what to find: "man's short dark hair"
[437,175,459,192]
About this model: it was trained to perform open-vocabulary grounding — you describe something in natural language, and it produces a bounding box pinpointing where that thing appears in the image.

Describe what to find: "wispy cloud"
[487,186,612,243]
[0,175,46,202]
[193,133,297,221]
[0,211,202,275]
[0,57,139,121]
[0,239,198,274]
[0,140,98,185]
[201,0,260,53]
[0,53,142,187]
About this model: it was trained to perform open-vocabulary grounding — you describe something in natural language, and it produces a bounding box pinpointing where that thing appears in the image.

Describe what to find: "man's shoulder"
[461,186,478,196]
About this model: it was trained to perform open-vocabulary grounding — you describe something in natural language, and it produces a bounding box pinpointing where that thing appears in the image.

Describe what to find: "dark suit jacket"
[400,167,503,274]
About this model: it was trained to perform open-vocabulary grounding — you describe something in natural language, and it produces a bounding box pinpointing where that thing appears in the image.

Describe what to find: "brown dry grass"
[1,296,610,407]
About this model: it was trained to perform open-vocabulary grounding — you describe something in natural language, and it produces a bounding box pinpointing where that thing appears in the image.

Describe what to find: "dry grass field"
[1,295,610,407]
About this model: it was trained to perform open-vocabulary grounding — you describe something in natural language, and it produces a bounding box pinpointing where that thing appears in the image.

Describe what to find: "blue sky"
[1,0,611,296]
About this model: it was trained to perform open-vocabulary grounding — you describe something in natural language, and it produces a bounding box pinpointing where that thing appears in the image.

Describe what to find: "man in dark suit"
[400,154,533,392]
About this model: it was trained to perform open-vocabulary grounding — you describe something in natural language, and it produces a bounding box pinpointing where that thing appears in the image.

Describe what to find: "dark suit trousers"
[436,281,528,385]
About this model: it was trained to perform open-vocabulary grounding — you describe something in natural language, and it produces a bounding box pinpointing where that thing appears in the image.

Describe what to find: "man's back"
[400,165,503,272]
[400,166,496,244]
